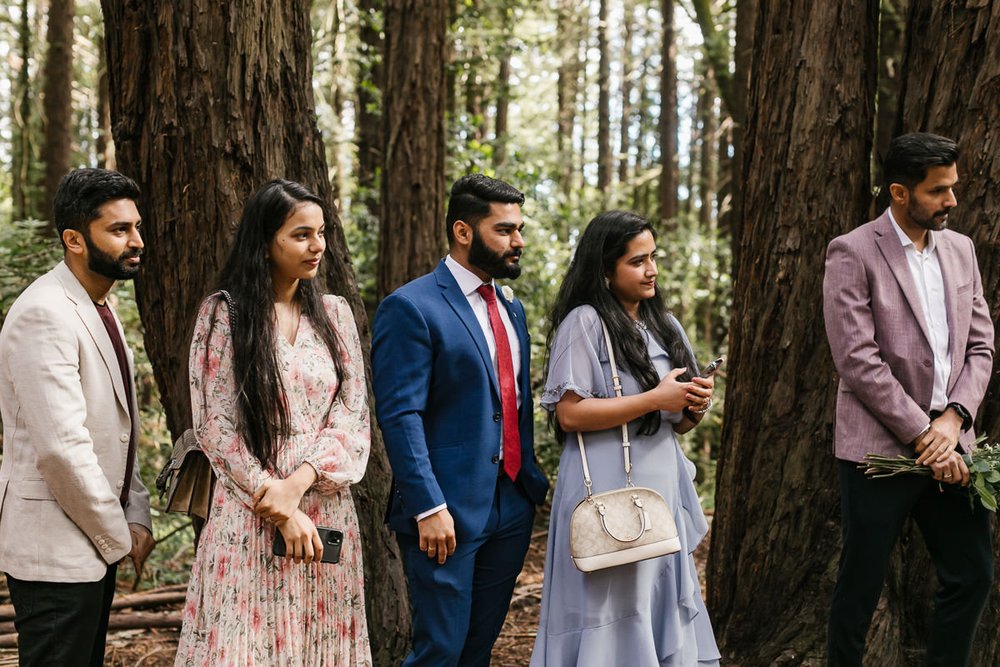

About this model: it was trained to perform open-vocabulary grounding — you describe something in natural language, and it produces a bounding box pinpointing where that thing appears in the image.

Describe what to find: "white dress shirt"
[416,256,522,521]
[888,209,951,411]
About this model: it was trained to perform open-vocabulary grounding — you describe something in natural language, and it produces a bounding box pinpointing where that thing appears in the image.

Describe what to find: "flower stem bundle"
[860,436,1000,512]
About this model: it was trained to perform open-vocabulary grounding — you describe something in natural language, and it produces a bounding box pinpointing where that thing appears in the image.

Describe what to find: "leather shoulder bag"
[568,315,682,572]
[154,290,234,520]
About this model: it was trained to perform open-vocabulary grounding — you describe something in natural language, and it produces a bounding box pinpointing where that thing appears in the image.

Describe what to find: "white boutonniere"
[501,285,514,302]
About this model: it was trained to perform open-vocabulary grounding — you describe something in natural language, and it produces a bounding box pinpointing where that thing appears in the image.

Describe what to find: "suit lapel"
[434,262,501,397]
[53,262,130,415]
[873,216,933,348]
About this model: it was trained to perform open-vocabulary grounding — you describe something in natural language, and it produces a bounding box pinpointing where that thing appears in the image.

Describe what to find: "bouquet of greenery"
[861,436,1000,511]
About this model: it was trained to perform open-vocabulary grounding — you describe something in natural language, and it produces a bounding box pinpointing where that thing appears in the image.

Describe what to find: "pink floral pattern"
[175,295,372,666]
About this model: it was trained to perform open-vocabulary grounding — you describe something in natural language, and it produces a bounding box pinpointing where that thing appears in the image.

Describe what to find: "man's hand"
[915,409,963,465]
[126,524,155,578]
[253,465,317,524]
[418,508,457,565]
[927,449,969,486]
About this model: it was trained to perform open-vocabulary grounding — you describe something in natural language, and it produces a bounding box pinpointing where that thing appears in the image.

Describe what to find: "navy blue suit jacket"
[372,261,549,539]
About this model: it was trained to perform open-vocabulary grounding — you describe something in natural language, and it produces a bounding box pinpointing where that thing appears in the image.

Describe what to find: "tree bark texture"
[379,0,448,300]
[96,34,116,171]
[100,2,409,663]
[882,3,1000,664]
[657,0,678,225]
[42,0,75,223]
[729,0,756,261]
[872,0,908,202]
[596,0,611,193]
[707,1,879,664]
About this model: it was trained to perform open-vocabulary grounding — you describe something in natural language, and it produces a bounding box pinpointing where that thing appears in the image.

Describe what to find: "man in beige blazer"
[823,133,995,667]
[0,169,154,666]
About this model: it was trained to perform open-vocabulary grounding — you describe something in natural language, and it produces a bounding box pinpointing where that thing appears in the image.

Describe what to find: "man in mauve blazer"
[823,133,995,667]
[0,169,153,667]
[373,175,548,666]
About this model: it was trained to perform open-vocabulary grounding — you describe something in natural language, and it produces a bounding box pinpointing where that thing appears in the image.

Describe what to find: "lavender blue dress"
[530,305,720,666]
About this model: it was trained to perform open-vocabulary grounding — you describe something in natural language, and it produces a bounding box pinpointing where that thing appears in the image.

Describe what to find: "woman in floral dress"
[175,180,371,666]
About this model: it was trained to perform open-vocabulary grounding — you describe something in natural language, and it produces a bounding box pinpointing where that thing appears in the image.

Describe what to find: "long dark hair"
[213,179,346,470]
[546,210,699,438]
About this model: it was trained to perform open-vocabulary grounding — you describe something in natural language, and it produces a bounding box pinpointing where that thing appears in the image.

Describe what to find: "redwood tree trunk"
[706,1,879,664]
[657,0,678,225]
[42,0,75,222]
[883,3,1000,663]
[100,2,409,663]
[379,0,448,300]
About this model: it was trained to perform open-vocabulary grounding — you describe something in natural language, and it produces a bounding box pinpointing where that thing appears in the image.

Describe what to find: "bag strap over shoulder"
[577,314,634,501]
[216,289,237,328]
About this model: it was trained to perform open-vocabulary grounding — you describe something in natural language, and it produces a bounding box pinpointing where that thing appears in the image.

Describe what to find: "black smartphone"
[701,356,725,377]
[273,526,343,564]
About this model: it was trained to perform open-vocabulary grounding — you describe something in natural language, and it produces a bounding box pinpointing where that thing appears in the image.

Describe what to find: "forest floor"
[0,511,711,667]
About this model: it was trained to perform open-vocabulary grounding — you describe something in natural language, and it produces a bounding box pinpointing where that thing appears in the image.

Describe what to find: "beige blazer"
[823,212,995,462]
[0,261,151,583]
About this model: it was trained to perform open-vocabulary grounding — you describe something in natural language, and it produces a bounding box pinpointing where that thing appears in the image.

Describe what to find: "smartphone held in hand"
[273,526,343,564]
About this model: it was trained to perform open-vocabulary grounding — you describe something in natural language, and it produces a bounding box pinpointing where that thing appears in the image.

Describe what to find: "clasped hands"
[652,367,715,414]
[253,465,324,564]
[913,409,968,486]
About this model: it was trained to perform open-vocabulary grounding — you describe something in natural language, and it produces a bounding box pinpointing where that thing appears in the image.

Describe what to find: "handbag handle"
[577,314,634,501]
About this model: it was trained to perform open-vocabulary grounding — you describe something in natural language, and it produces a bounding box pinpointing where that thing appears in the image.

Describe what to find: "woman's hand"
[252,464,318,524]
[685,374,714,412]
[649,367,694,413]
[275,509,324,564]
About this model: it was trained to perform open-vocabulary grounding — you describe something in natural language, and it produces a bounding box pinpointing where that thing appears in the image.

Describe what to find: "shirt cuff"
[415,503,448,522]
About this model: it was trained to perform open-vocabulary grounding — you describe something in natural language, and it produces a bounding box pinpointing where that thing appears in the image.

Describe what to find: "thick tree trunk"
[872,0,908,200]
[706,1,879,664]
[100,2,409,664]
[41,0,75,223]
[885,3,1000,664]
[657,0,678,226]
[729,0,756,263]
[379,0,448,300]
[596,0,611,193]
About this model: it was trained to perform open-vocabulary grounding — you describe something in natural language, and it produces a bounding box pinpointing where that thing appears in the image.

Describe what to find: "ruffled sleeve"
[302,295,371,494]
[189,296,273,509]
[540,305,612,411]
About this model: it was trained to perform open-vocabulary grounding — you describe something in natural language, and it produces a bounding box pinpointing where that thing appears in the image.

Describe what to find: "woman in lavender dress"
[531,211,720,666]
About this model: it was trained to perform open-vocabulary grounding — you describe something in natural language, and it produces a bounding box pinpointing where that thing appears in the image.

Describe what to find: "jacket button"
[116,481,124,489]
[120,434,129,443]
[493,412,501,422]
[491,455,499,464]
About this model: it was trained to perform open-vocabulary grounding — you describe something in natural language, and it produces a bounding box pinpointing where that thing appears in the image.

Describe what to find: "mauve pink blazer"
[823,212,995,462]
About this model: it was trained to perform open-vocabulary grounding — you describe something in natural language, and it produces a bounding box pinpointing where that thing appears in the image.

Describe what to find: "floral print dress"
[175,295,372,667]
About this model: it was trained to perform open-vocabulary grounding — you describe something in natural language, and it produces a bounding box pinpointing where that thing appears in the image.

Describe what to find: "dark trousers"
[398,475,535,667]
[6,564,118,667]
[828,461,993,667]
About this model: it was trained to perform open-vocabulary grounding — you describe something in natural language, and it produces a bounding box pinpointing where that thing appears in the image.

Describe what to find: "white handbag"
[568,315,681,573]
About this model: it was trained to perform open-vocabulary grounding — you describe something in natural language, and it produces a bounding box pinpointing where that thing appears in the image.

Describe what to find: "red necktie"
[476,284,521,481]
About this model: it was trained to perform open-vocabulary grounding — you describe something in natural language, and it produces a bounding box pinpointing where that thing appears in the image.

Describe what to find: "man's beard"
[469,229,521,280]
[908,199,952,232]
[83,232,142,280]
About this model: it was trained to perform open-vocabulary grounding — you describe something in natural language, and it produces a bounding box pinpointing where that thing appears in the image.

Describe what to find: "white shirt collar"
[444,254,493,297]
[887,207,936,254]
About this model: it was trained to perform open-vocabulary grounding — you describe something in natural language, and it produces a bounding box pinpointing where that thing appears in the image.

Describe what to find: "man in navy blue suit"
[373,174,549,666]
